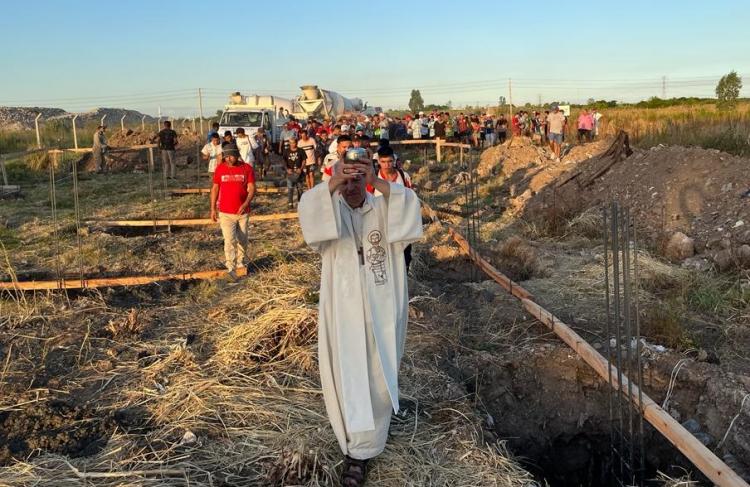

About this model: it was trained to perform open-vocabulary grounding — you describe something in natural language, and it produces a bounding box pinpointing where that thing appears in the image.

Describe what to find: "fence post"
[72,114,79,150]
[435,138,442,163]
[34,113,42,148]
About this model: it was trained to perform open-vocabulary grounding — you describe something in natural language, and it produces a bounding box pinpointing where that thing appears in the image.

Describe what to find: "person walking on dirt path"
[157,120,178,179]
[298,151,422,487]
[234,128,257,166]
[283,138,306,209]
[92,125,108,173]
[210,142,256,280]
[367,145,416,272]
[547,106,566,161]
[253,127,271,179]
[298,130,317,190]
[201,133,223,174]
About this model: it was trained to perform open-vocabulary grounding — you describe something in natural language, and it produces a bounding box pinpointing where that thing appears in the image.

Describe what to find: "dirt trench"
[414,240,750,486]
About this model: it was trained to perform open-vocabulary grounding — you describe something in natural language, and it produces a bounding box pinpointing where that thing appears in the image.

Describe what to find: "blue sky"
[1,0,748,116]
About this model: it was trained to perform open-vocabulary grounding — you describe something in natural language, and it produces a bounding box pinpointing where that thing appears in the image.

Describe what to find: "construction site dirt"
[1,133,749,486]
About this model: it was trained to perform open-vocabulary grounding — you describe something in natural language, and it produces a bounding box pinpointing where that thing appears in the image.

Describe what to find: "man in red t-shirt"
[210,142,256,278]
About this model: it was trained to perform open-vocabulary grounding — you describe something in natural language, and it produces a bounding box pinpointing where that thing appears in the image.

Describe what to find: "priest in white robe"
[298,157,422,486]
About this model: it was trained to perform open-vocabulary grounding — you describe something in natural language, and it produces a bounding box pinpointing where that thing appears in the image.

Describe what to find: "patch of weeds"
[187,279,219,303]
[0,227,21,250]
[683,274,748,316]
[642,302,694,350]
[495,236,540,281]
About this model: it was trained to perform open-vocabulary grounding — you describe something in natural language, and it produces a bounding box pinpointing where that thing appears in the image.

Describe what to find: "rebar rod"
[610,201,625,478]
[148,148,157,232]
[622,206,636,481]
[71,153,84,282]
[48,153,62,283]
[603,207,615,461]
[633,213,646,480]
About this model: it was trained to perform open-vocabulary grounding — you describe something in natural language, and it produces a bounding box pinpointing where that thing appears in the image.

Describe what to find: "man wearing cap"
[210,142,256,280]
[298,150,422,487]
[92,125,108,173]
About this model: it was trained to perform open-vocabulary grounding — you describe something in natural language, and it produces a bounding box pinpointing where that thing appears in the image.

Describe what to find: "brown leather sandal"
[341,455,369,487]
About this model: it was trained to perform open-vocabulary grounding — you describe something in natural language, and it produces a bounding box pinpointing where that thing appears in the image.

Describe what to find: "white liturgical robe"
[298,182,423,459]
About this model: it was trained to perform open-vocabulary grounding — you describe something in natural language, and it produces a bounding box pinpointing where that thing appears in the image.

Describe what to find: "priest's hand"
[349,159,376,186]
[327,162,358,194]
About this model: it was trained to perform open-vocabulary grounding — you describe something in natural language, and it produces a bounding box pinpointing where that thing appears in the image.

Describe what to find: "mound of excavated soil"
[79,130,204,172]
[543,145,750,250]
[478,136,612,216]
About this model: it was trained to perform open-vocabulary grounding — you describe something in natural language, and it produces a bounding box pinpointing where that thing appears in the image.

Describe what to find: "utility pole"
[198,88,205,137]
[508,78,513,119]
[538,94,542,107]
[662,76,667,99]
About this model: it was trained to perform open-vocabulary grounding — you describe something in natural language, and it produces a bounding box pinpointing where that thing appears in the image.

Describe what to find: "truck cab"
[218,93,293,146]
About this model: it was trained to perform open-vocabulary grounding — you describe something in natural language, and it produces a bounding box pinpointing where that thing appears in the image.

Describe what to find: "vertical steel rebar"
[71,153,84,282]
[148,148,157,232]
[622,206,635,481]
[610,201,625,478]
[603,207,615,465]
[49,152,62,284]
[633,213,646,481]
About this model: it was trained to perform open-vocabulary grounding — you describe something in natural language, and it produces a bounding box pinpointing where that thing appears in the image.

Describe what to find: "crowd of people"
[204,111,423,486]
[89,105,604,487]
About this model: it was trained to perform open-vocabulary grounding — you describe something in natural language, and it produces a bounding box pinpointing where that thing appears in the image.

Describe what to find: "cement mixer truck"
[293,85,366,120]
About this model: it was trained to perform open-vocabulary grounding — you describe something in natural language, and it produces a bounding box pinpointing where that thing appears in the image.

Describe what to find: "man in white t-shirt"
[546,106,566,161]
[234,128,257,166]
[201,133,223,174]
[410,116,421,139]
[298,130,317,189]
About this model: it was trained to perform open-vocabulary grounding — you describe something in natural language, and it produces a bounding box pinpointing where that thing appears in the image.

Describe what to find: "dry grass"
[0,245,533,487]
[566,207,603,239]
[496,236,540,281]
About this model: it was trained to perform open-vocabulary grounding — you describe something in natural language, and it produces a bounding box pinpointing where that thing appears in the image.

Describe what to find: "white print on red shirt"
[220,174,246,183]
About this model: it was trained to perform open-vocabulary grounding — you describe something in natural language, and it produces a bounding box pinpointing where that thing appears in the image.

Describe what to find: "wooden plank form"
[86,212,298,228]
[429,203,749,487]
[170,187,281,195]
[0,266,248,291]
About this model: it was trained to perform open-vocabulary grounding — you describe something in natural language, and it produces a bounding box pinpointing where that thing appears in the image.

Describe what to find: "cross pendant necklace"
[348,208,365,266]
